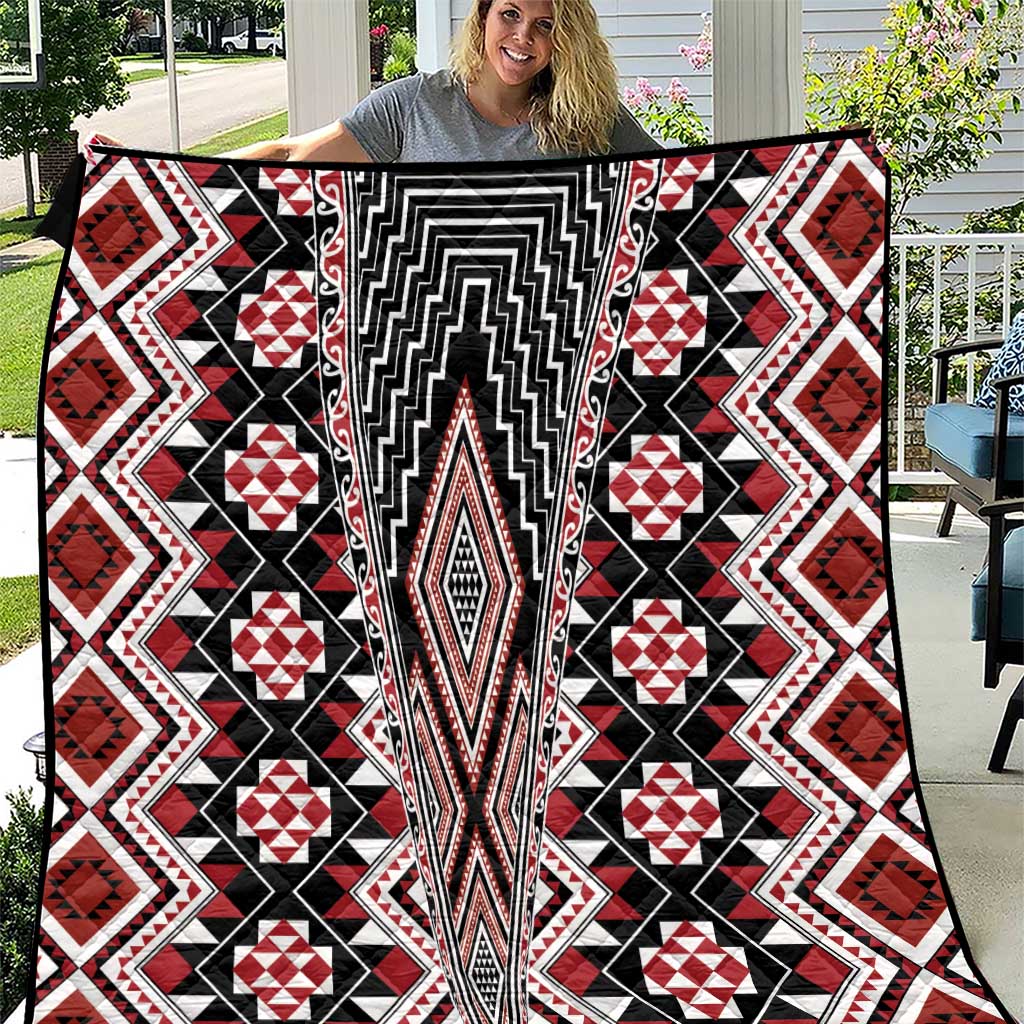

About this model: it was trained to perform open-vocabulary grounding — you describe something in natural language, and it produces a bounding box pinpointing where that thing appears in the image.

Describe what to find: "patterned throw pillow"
[975,310,1024,416]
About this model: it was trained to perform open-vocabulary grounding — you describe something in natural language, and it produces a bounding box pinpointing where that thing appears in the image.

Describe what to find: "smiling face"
[482,0,555,87]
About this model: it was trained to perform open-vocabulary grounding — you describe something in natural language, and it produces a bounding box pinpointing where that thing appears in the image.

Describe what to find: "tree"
[0,0,129,217]
[370,0,415,36]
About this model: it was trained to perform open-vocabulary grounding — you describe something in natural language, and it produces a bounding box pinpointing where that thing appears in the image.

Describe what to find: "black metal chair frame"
[930,341,1023,534]
[978,496,1023,772]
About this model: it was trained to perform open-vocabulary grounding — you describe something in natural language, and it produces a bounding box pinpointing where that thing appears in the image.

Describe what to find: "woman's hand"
[88,132,126,148]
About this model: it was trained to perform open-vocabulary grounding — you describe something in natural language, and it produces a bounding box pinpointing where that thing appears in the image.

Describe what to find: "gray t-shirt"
[341,68,662,163]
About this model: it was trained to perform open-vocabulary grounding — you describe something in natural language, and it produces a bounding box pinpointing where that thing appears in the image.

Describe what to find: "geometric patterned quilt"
[29,130,1014,1024]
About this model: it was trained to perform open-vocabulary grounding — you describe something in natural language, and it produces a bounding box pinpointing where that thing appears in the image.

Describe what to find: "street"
[0,59,288,212]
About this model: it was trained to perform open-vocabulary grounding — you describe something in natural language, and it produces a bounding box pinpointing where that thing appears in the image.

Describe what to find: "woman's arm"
[222,120,372,161]
[86,120,373,162]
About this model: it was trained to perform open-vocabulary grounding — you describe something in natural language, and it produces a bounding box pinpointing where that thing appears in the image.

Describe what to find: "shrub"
[384,31,416,82]
[180,29,207,53]
[0,790,45,1018]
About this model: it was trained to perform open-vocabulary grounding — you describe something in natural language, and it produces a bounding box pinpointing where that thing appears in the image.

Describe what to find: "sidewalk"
[0,235,59,273]
[0,437,40,577]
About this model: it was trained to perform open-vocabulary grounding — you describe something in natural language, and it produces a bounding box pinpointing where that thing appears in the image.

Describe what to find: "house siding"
[446,0,1023,226]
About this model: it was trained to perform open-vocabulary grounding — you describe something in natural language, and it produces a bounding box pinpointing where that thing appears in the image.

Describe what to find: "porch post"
[712,0,804,144]
[284,0,370,135]
[416,0,452,73]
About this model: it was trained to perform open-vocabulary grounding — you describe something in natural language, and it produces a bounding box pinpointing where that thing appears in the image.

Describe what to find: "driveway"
[0,60,287,212]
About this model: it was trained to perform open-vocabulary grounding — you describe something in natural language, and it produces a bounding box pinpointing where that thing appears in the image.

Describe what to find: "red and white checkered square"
[612,597,707,704]
[610,435,703,541]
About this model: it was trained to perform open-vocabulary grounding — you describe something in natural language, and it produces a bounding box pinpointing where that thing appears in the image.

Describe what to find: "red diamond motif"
[45,833,139,945]
[37,990,109,1024]
[231,590,325,700]
[641,920,756,1020]
[233,919,333,1021]
[913,987,1003,1024]
[54,666,142,787]
[622,762,723,865]
[237,759,331,863]
[77,178,163,290]
[798,508,885,626]
[236,269,317,369]
[48,495,137,618]
[612,598,707,704]
[836,833,946,945]
[610,435,703,541]
[626,268,707,375]
[801,161,883,288]
[794,337,880,460]
[809,675,905,789]
[46,333,135,447]
[224,423,319,532]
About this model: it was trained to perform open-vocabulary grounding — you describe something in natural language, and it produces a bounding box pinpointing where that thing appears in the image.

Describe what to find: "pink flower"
[623,86,641,108]
[635,77,660,101]
[667,77,690,103]
[370,23,389,38]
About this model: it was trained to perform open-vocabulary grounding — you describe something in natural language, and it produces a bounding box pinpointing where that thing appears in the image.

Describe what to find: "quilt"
[27,129,1013,1024]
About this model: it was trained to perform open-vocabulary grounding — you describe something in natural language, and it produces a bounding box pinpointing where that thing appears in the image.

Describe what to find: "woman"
[95,0,661,162]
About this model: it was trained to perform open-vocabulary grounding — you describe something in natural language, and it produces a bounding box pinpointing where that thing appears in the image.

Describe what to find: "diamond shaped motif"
[626,268,708,376]
[641,919,757,1020]
[47,489,153,640]
[46,332,136,447]
[793,337,881,461]
[45,833,140,946]
[54,666,142,788]
[610,435,703,541]
[800,161,883,289]
[236,269,317,369]
[912,986,1004,1024]
[407,381,524,747]
[237,759,331,863]
[612,597,707,704]
[77,178,163,291]
[836,833,946,945]
[225,423,319,532]
[798,507,885,627]
[440,503,493,662]
[231,590,326,700]
[233,919,333,1021]
[809,674,905,789]
[622,761,723,865]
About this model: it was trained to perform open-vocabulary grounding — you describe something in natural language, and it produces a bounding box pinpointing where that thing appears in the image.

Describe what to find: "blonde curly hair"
[449,0,622,156]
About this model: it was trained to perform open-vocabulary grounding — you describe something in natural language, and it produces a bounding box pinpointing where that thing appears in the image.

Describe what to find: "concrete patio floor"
[0,500,1020,1016]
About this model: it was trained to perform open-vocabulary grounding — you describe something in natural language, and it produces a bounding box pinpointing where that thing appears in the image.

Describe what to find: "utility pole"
[164,0,181,150]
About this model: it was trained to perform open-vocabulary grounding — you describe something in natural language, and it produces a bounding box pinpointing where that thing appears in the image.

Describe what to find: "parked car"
[220,28,284,55]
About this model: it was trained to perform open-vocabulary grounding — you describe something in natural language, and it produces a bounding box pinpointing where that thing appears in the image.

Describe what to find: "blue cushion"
[976,310,1024,416]
[924,402,1024,481]
[971,524,1024,641]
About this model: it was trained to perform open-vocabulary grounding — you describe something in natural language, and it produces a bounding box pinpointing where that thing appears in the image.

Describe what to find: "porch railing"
[888,232,1024,485]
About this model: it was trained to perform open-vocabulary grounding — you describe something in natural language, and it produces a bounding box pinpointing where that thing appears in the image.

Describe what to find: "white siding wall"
[444,0,1023,227]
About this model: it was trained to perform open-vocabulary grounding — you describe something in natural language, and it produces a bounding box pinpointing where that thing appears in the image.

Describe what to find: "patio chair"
[972,496,1024,771]
[924,312,1024,537]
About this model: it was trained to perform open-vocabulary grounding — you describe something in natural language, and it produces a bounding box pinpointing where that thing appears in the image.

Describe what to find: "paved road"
[0,60,287,212]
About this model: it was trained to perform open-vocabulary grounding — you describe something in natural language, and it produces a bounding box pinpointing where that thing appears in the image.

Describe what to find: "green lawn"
[185,110,288,156]
[0,251,61,437]
[126,67,170,84]
[0,576,40,665]
[119,52,277,65]
[0,203,51,251]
